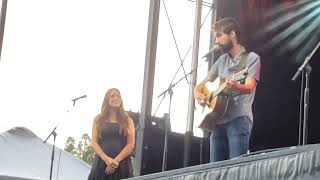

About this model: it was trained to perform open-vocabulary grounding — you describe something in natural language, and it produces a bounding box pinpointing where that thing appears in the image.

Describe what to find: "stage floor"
[127,143,320,180]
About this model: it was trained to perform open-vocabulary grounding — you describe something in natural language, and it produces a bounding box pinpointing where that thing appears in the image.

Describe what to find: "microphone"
[202,44,222,59]
[71,95,87,106]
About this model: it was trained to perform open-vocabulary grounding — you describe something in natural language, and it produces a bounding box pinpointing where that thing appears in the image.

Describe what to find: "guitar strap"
[223,51,249,98]
[228,51,249,85]
[233,51,249,74]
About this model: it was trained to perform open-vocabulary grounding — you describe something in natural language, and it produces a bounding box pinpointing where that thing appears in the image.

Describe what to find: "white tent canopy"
[0,127,91,180]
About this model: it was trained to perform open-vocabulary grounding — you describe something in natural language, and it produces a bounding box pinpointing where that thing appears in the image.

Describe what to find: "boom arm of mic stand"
[43,126,58,143]
[157,68,195,98]
[43,125,58,180]
[153,66,200,119]
[292,41,320,81]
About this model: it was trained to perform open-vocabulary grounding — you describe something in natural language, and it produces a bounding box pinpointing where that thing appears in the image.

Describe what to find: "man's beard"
[219,40,233,52]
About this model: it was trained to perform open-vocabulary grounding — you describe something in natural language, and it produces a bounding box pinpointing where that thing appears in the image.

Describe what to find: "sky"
[0,0,213,149]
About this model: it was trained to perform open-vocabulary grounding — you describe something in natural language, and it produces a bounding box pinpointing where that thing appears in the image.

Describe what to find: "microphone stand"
[292,41,320,145]
[43,126,57,180]
[43,95,86,180]
[157,69,195,172]
[152,43,202,171]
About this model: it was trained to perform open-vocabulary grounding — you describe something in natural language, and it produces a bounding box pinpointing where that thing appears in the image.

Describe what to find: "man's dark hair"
[213,17,242,43]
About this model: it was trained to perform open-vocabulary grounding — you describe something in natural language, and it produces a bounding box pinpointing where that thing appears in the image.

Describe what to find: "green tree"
[77,133,95,165]
[64,133,95,165]
[64,137,76,154]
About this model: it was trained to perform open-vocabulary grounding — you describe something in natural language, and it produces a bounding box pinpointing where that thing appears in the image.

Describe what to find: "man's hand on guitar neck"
[225,76,257,93]
[225,79,239,88]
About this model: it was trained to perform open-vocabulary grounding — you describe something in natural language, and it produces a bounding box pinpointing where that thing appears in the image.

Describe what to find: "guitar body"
[198,82,229,132]
[196,68,248,132]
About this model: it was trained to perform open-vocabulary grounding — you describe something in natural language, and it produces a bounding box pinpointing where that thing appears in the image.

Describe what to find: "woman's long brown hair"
[96,88,129,138]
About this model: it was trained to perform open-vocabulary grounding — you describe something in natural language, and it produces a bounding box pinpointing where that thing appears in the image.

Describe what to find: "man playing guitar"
[194,17,261,162]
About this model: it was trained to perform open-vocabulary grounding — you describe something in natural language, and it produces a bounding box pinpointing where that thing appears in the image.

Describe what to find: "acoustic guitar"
[196,68,248,132]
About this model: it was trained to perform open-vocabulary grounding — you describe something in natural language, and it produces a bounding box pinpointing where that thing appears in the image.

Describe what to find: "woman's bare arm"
[114,116,135,163]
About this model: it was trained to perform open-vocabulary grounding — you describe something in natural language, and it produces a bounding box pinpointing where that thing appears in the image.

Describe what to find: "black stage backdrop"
[216,0,320,151]
[131,1,320,175]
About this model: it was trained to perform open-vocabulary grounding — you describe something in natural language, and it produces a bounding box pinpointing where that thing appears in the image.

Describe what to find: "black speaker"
[140,125,209,175]
[127,111,210,175]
